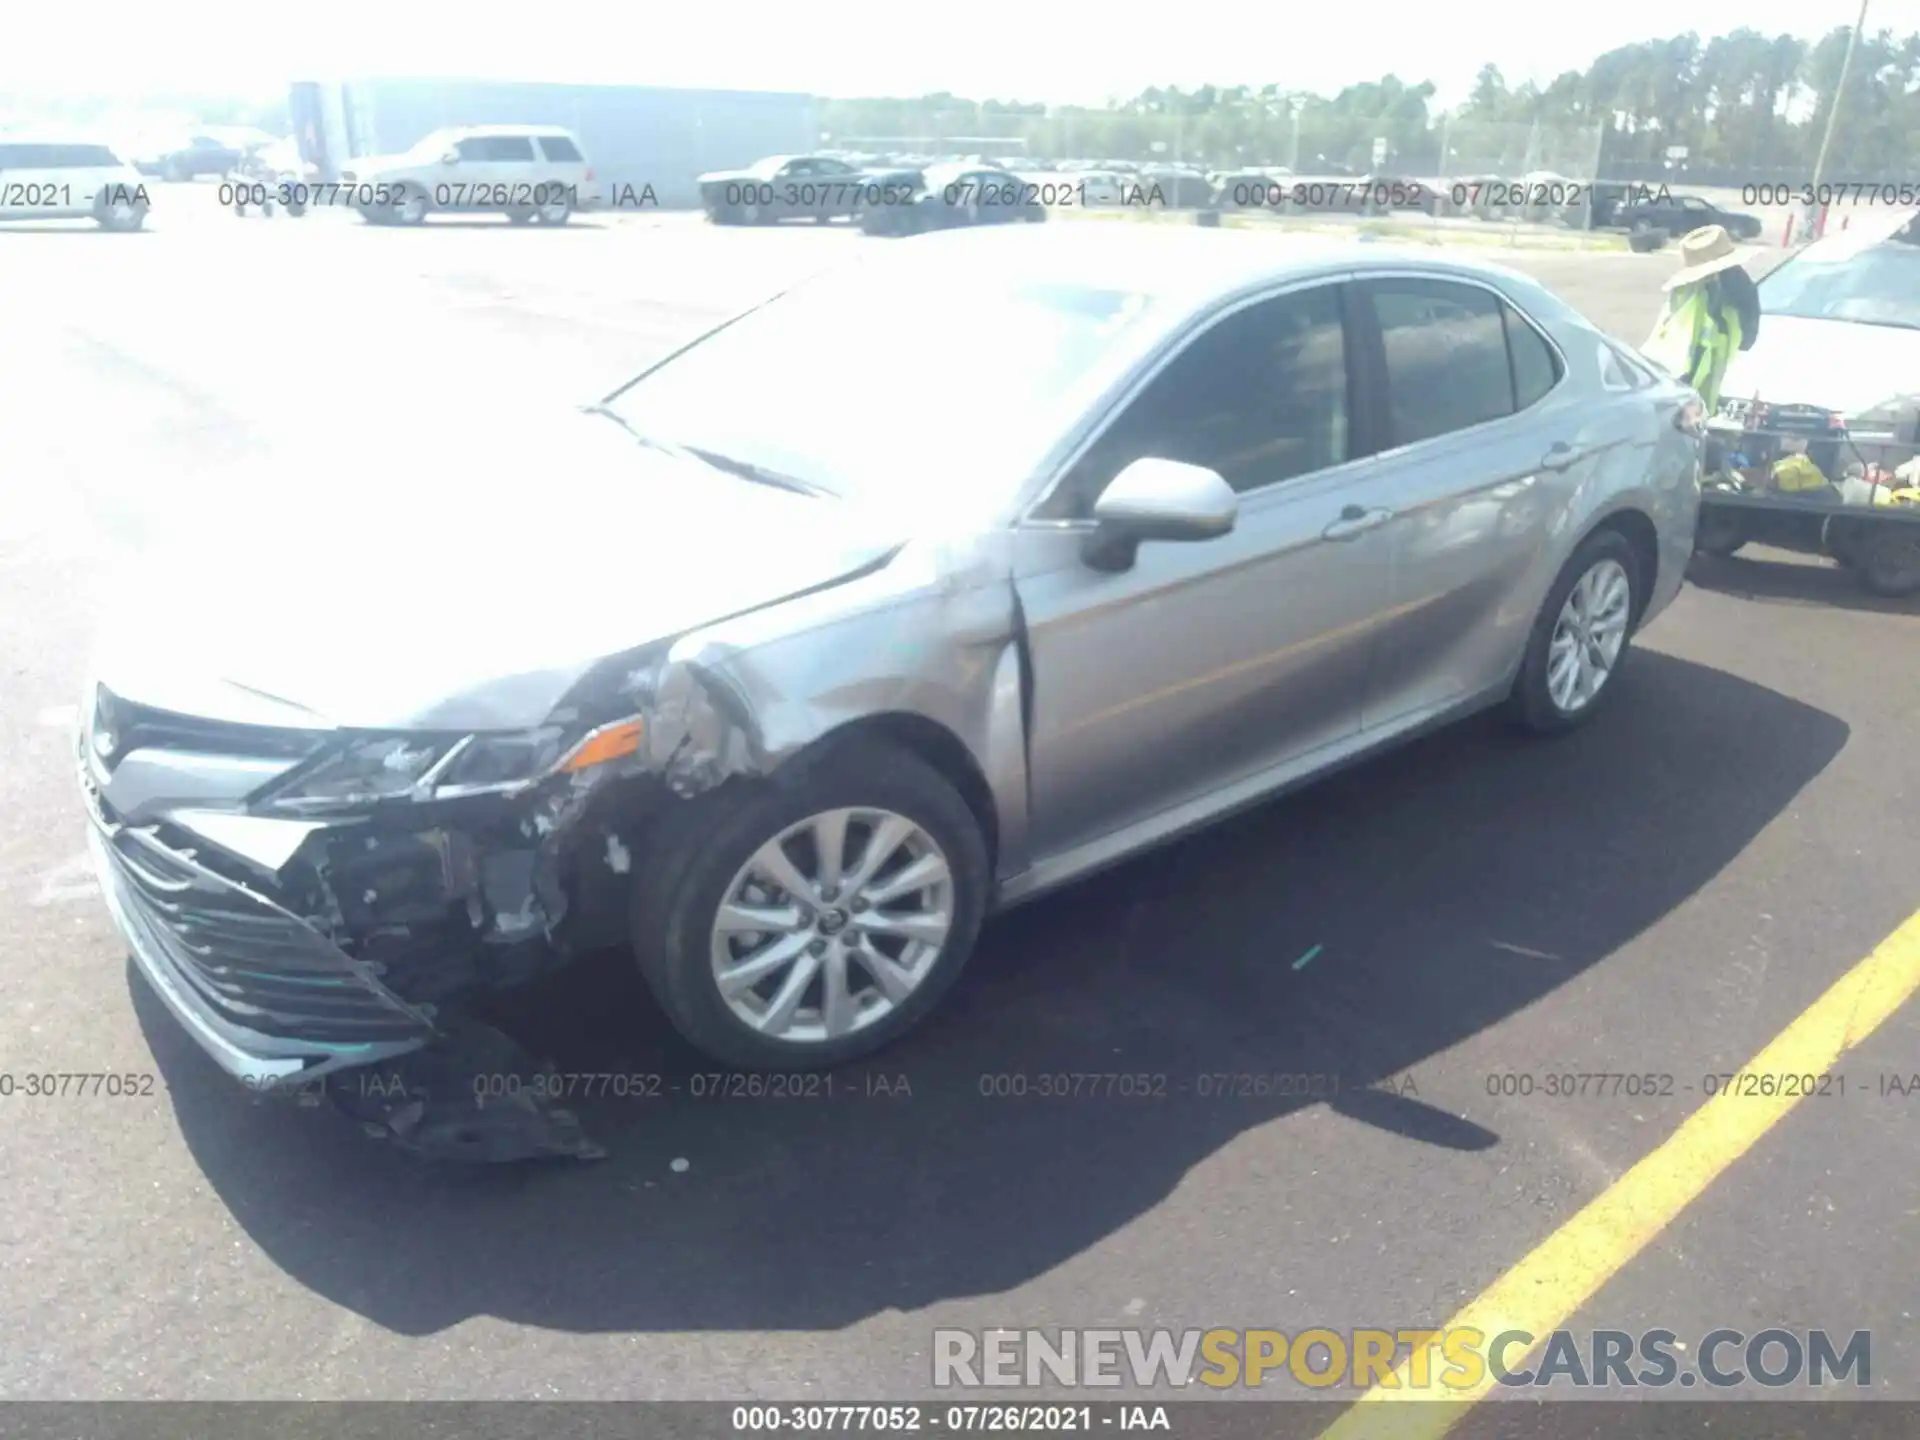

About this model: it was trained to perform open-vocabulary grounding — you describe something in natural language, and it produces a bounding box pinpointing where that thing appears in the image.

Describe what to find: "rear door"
[1350,274,1599,729]
[58,144,121,217]
[535,133,589,202]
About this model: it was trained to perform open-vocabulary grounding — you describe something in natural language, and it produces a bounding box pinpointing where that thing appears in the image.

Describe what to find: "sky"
[6,0,1915,110]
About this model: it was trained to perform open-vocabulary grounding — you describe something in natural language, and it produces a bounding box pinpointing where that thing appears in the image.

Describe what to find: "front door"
[1013,279,1397,860]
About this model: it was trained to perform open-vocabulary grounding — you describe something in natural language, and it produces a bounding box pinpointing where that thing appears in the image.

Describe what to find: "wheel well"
[809,713,1000,869]
[1592,509,1660,622]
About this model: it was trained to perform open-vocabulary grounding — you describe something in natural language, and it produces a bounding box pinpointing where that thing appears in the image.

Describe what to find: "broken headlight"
[256,720,644,814]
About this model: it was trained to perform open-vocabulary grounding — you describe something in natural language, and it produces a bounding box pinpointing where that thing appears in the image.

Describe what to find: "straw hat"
[1662,225,1758,291]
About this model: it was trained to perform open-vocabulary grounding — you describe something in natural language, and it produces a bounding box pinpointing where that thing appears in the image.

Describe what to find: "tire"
[96,196,147,232]
[506,206,535,225]
[534,191,572,225]
[739,201,762,225]
[1858,526,1920,598]
[1507,528,1643,736]
[633,741,990,1070]
[1693,510,1747,557]
[388,186,429,226]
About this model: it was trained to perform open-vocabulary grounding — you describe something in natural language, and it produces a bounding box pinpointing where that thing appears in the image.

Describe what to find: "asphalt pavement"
[0,186,1915,1417]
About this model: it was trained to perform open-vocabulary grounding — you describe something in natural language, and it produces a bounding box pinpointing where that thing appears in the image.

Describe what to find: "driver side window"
[1039,284,1351,519]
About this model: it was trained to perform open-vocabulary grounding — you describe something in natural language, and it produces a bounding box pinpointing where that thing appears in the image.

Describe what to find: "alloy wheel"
[1547,557,1632,714]
[708,807,954,1045]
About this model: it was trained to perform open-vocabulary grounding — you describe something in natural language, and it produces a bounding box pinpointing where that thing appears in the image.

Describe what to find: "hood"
[92,410,906,733]
[697,168,759,185]
[1720,314,1920,416]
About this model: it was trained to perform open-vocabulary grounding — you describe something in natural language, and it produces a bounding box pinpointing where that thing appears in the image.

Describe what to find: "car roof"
[1801,207,1920,255]
[444,123,579,138]
[863,222,1529,312]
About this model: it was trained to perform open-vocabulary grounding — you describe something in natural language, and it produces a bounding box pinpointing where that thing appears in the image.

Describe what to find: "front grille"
[97,823,432,1045]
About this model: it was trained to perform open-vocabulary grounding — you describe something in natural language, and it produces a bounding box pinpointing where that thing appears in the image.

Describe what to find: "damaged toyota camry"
[80,225,1702,1161]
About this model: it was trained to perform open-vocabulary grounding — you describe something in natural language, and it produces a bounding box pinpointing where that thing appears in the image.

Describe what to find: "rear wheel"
[1859,526,1920,598]
[1508,530,1641,736]
[534,191,572,225]
[96,194,147,232]
[1693,510,1747,557]
[633,743,990,1070]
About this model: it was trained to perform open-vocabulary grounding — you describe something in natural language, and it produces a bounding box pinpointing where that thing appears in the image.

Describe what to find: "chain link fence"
[821,112,1609,229]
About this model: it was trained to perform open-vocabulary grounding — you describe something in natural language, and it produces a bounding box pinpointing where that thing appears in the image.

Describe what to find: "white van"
[0,134,151,230]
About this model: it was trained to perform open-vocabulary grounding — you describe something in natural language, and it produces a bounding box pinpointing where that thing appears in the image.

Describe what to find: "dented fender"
[601,530,1036,881]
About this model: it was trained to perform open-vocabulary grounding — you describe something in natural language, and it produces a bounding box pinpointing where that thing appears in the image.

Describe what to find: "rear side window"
[1368,278,1515,446]
[537,136,583,162]
[1503,303,1562,408]
[457,135,537,162]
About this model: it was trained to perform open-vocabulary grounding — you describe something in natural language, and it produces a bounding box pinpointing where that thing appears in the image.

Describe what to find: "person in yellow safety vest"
[1641,224,1760,413]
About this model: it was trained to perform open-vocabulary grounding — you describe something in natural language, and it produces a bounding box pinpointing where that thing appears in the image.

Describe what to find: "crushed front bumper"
[84,781,434,1089]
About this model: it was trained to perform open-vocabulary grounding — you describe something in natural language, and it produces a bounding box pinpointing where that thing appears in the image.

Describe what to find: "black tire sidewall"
[634,743,991,1070]
[1860,527,1920,598]
[1509,529,1642,735]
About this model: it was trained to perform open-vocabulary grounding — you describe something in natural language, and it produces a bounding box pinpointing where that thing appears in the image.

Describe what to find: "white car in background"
[0,132,150,230]
[339,124,598,226]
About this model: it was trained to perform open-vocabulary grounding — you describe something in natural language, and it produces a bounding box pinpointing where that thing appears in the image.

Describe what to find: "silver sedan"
[79,225,1703,1152]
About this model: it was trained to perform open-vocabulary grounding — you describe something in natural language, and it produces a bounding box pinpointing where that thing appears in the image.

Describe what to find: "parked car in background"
[1139,168,1218,210]
[132,126,278,181]
[1699,210,1920,595]
[1613,188,1762,241]
[341,125,595,226]
[699,154,884,225]
[78,225,1702,1160]
[858,162,1047,235]
[0,133,150,230]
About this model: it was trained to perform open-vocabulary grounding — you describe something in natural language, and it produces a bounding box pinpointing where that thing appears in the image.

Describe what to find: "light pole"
[1809,0,1870,196]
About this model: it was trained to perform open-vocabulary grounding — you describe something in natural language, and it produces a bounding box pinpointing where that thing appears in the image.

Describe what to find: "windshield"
[405,128,461,160]
[1758,242,1920,330]
[601,260,1164,504]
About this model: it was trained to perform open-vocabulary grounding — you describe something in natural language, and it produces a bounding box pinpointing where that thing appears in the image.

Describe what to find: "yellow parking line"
[1320,905,1920,1440]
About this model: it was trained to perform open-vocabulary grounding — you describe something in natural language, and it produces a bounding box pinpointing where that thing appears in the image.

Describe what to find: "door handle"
[1540,442,1583,474]
[1322,504,1393,541]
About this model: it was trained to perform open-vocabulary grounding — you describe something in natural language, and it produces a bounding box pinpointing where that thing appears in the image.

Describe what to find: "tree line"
[819,27,1920,181]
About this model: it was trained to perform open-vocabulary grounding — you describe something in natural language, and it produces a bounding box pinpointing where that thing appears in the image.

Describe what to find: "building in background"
[289,78,818,206]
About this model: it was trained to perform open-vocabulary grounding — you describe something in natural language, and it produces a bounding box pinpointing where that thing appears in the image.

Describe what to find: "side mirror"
[441,152,460,166]
[1081,457,1238,572]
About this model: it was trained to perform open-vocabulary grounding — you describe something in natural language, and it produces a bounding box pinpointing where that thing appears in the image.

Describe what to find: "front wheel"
[633,743,990,1070]
[1508,529,1641,735]
[388,186,429,225]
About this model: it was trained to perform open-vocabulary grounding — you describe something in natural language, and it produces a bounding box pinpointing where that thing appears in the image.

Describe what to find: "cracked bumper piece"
[87,821,434,1088]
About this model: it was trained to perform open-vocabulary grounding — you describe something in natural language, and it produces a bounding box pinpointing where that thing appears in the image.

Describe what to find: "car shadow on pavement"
[136,649,1848,1336]
[1687,551,1920,615]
